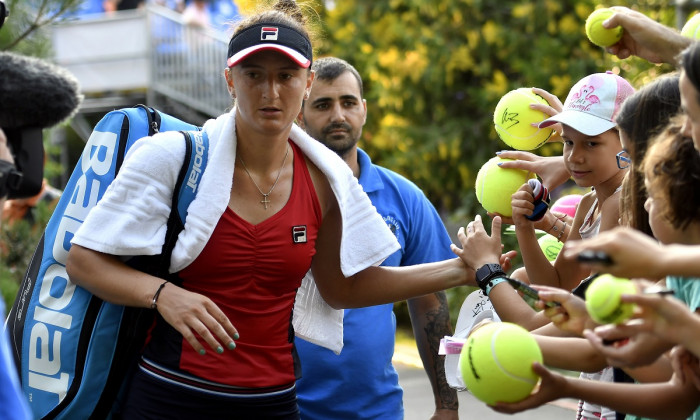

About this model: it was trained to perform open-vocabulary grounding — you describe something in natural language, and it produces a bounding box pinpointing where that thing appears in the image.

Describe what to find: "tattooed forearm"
[408,291,458,410]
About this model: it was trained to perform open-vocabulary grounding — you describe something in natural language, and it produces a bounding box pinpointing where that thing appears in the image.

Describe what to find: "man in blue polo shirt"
[296,57,459,419]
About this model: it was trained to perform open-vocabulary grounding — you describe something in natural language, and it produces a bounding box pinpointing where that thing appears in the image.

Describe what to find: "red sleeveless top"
[143,140,322,389]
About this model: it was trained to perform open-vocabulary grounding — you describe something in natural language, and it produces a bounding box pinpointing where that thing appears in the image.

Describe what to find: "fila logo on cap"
[261,27,279,41]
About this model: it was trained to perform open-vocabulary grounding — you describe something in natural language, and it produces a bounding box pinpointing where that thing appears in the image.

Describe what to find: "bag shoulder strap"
[156,129,209,276]
[134,104,162,135]
[113,105,161,174]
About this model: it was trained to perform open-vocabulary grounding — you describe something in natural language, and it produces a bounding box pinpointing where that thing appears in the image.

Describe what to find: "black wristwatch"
[475,263,506,294]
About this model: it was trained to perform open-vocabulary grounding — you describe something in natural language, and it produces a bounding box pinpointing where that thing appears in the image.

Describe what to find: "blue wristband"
[485,276,507,296]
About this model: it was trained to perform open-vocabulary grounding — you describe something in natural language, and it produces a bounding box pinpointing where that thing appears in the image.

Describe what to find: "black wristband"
[475,263,506,294]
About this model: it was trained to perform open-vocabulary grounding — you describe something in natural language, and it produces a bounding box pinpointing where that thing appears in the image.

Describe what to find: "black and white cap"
[227,22,312,68]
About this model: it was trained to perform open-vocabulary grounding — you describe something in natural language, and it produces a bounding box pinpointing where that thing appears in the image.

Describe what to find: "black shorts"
[116,366,300,420]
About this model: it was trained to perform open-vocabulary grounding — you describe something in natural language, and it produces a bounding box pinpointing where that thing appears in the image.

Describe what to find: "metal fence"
[52,4,232,120]
[147,5,232,118]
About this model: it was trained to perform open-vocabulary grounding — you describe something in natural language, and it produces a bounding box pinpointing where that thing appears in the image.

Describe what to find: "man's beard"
[320,122,359,158]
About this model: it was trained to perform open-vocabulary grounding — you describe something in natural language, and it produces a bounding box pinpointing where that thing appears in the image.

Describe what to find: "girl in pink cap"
[453,71,634,420]
[511,71,633,293]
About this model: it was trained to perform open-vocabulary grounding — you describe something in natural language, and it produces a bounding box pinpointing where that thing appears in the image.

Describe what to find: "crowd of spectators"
[69,0,239,33]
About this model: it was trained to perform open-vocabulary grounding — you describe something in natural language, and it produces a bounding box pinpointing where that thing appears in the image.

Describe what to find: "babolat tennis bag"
[5,105,209,419]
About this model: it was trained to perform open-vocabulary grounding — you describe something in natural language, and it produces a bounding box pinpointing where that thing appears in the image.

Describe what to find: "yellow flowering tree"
[316,0,676,216]
[311,0,678,322]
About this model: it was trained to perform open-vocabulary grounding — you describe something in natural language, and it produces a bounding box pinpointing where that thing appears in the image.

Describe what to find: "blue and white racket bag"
[5,105,208,419]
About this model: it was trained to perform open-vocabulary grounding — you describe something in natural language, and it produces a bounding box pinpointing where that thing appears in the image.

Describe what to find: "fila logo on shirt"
[292,225,307,243]
[261,27,279,41]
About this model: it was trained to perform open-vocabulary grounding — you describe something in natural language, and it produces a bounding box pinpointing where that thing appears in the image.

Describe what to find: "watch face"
[478,264,498,275]
[477,264,503,286]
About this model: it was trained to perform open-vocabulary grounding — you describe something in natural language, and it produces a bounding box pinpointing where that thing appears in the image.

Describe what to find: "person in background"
[566,40,700,276]
[2,179,61,226]
[455,71,635,420]
[296,57,458,420]
[614,72,681,238]
[0,129,31,420]
[152,0,185,13]
[583,123,700,371]
[489,126,700,420]
[508,6,699,273]
[602,6,692,66]
[103,0,145,13]
[182,0,211,29]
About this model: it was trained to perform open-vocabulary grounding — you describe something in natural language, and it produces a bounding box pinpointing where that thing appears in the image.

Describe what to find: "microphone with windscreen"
[0,51,83,198]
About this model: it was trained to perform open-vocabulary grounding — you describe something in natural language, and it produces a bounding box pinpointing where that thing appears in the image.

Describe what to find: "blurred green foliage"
[0,0,82,54]
[1,201,56,309]
[309,0,680,331]
[0,0,687,328]
[317,0,676,216]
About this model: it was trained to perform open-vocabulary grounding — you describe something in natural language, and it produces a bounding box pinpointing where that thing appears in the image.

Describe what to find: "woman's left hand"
[156,284,239,355]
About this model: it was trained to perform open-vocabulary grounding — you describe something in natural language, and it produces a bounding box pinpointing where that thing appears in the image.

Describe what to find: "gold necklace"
[238,144,290,209]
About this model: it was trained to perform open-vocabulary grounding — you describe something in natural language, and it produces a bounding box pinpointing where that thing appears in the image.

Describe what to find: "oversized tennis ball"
[475,157,535,217]
[681,13,700,39]
[538,233,563,261]
[585,8,623,48]
[585,274,637,324]
[460,322,542,405]
[551,194,583,219]
[493,88,554,150]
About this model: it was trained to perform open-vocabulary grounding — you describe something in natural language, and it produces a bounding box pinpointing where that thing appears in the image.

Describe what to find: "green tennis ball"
[538,233,563,261]
[493,88,554,150]
[460,322,543,405]
[475,157,534,217]
[585,8,623,48]
[681,13,700,39]
[585,274,637,324]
